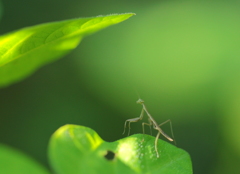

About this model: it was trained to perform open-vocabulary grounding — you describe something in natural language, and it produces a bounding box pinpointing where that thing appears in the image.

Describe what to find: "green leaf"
[0,144,50,174]
[0,13,135,87]
[48,124,192,174]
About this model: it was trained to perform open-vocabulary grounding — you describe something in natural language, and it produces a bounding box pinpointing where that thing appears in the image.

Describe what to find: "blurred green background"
[1,0,240,173]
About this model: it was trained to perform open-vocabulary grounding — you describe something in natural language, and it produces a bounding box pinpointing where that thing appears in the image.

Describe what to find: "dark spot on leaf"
[104,150,115,160]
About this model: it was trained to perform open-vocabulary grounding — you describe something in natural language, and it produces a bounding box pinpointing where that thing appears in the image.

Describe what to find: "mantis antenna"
[122,98,175,158]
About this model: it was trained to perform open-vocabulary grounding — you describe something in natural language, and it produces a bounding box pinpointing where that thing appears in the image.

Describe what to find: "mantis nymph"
[122,98,174,158]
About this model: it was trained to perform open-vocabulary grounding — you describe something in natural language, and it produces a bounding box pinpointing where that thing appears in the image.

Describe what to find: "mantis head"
[136,98,144,104]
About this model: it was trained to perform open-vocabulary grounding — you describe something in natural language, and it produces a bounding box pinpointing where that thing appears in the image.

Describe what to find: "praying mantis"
[122,98,175,158]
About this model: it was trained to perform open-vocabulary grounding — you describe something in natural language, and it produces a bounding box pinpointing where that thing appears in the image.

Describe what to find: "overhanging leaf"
[0,13,135,87]
[0,144,50,174]
[48,124,192,174]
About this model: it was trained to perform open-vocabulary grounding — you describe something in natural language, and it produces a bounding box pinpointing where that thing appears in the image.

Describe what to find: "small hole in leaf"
[104,150,115,160]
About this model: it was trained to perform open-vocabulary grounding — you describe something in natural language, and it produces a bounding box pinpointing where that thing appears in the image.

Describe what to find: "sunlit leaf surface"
[48,124,192,174]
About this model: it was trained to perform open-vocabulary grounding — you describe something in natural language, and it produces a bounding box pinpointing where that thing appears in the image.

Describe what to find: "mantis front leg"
[122,108,144,136]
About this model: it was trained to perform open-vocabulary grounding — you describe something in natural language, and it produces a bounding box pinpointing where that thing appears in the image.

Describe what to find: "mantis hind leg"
[159,119,176,145]
[154,131,161,158]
